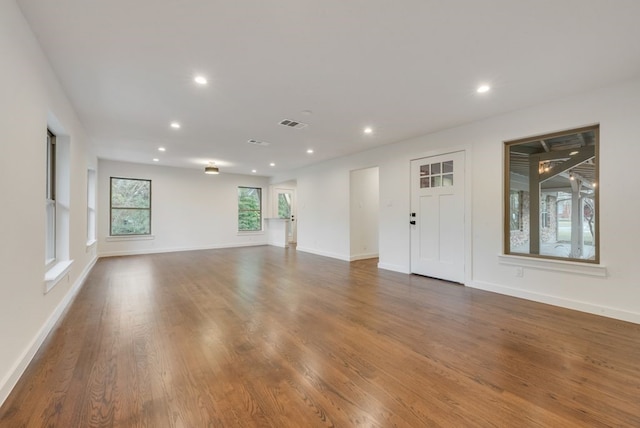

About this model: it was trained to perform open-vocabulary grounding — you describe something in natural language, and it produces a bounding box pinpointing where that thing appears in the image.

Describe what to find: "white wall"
[98,160,271,256]
[350,167,379,260]
[0,0,97,404]
[273,76,640,323]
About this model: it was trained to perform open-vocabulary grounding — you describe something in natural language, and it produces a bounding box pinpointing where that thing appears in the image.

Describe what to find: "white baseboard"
[377,262,410,274]
[296,246,351,262]
[469,280,640,324]
[349,252,379,261]
[0,256,98,407]
[98,241,268,258]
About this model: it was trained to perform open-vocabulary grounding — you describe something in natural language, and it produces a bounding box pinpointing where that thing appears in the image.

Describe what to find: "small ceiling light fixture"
[251,169,257,173]
[170,122,181,129]
[569,150,579,156]
[364,127,373,134]
[477,84,491,94]
[307,149,314,154]
[158,147,166,152]
[205,163,219,174]
[194,75,207,85]
[153,158,159,162]
[569,172,575,180]
[269,162,275,167]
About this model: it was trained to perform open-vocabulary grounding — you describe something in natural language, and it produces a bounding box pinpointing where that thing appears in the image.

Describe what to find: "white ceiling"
[16,0,640,176]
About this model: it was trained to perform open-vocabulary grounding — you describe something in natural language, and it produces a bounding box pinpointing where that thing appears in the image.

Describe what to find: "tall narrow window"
[87,169,97,244]
[110,177,151,236]
[45,130,56,266]
[238,187,262,231]
[505,125,599,262]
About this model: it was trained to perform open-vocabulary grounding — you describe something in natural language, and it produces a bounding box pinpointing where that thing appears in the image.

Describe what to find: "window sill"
[237,231,264,236]
[498,254,607,277]
[44,260,74,294]
[106,235,155,242]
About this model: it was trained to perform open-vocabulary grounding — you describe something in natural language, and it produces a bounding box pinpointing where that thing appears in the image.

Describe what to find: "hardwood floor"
[1,246,639,427]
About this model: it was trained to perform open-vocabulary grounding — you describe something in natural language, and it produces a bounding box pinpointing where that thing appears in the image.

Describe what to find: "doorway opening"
[350,166,379,261]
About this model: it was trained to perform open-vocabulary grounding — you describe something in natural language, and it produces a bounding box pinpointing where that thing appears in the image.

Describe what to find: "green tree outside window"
[238,187,262,231]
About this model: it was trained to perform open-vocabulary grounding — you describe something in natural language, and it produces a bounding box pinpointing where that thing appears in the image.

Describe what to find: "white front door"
[410,151,465,283]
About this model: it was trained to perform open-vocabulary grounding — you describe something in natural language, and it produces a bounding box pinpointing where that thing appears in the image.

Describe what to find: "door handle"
[410,220,416,225]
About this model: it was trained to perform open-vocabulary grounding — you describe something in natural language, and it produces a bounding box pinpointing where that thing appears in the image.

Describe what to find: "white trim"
[236,231,265,236]
[498,254,607,277]
[86,239,97,249]
[469,279,639,324]
[105,234,155,242]
[296,246,350,262]
[98,242,267,258]
[1,256,97,407]
[349,252,379,261]
[377,262,410,274]
[43,259,74,293]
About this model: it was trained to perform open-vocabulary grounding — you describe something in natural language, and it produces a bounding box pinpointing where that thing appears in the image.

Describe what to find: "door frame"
[409,146,472,285]
[272,186,297,244]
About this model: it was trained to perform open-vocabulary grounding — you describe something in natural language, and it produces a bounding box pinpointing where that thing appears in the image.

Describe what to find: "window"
[45,130,56,266]
[238,187,262,231]
[110,177,151,235]
[44,124,72,293]
[87,169,97,244]
[505,125,598,262]
[419,160,454,188]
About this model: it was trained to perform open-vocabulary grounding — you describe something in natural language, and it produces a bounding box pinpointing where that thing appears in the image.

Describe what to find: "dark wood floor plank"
[1,246,639,427]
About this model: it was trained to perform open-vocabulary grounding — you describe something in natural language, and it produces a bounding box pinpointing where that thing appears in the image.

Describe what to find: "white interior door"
[410,151,465,283]
[275,188,296,244]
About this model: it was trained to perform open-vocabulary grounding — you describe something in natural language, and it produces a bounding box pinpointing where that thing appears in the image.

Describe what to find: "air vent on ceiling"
[247,139,270,146]
[279,119,308,129]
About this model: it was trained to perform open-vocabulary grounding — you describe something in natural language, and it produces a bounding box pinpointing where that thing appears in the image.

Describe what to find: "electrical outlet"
[516,267,524,277]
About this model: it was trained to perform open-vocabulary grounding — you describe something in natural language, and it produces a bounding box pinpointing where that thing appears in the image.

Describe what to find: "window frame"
[238,186,263,232]
[109,177,152,236]
[504,124,599,264]
[45,130,56,267]
[87,169,97,245]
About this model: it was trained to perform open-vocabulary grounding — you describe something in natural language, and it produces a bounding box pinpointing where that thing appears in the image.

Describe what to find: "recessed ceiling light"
[307,149,314,154]
[269,162,275,167]
[153,158,159,162]
[252,169,257,173]
[477,84,491,94]
[569,150,579,156]
[158,147,166,152]
[170,122,181,129]
[194,75,207,85]
[364,127,373,134]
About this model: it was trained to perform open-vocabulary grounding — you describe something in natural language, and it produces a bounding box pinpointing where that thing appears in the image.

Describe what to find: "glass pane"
[45,201,55,262]
[111,209,150,235]
[442,174,453,186]
[420,177,429,188]
[506,126,598,261]
[238,211,261,231]
[278,193,291,218]
[430,163,441,174]
[111,178,150,208]
[431,176,441,187]
[420,164,429,176]
[443,160,454,173]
